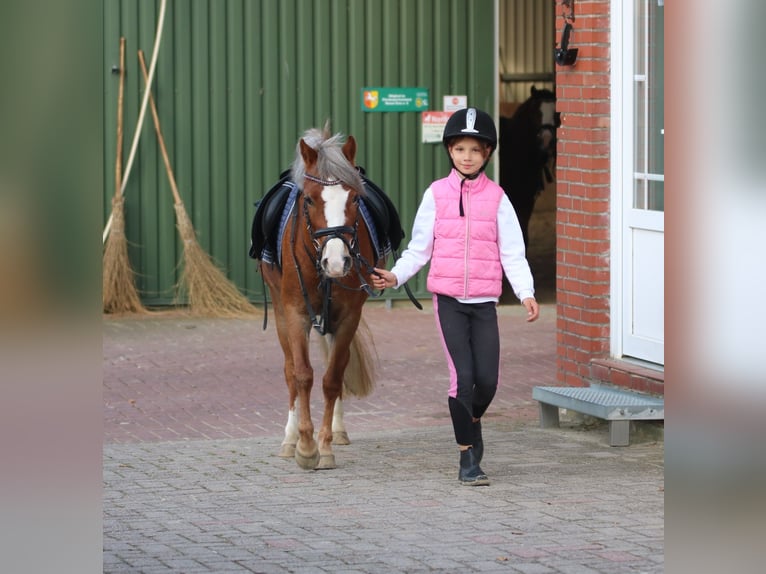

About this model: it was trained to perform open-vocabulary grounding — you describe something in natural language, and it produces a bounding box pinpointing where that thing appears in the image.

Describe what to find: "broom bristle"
[103,196,148,314]
[173,203,257,317]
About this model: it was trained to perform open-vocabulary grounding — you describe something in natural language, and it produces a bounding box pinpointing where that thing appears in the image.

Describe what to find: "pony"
[259,125,383,470]
[499,86,560,248]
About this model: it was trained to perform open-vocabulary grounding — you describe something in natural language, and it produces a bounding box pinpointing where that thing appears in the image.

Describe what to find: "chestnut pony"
[260,126,381,470]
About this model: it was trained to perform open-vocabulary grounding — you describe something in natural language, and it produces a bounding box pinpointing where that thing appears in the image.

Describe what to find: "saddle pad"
[249,167,402,266]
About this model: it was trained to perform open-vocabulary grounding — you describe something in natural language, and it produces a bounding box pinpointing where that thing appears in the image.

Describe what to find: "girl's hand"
[372,268,397,290]
[522,297,540,322]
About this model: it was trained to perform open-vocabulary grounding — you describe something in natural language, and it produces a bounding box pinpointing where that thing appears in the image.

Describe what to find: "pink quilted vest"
[426,169,504,299]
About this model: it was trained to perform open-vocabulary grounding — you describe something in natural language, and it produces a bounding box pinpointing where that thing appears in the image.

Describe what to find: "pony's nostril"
[343,256,352,274]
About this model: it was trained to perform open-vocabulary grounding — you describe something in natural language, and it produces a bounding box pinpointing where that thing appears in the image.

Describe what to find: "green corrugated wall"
[104,0,497,305]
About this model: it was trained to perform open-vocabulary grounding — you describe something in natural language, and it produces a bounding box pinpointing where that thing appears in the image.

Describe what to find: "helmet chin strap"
[456,168,482,217]
[456,167,482,180]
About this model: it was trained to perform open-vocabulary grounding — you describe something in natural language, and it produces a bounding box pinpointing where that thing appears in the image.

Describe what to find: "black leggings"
[434,294,500,446]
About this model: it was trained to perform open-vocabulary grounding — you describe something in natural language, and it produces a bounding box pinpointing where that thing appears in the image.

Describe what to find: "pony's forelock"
[291,125,364,194]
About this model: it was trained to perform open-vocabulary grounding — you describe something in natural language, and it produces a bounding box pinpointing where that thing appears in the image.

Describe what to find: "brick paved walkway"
[103,302,664,573]
[104,302,556,444]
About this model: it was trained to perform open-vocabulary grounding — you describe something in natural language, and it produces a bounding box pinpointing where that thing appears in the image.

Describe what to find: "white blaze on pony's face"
[320,183,351,277]
[538,100,556,150]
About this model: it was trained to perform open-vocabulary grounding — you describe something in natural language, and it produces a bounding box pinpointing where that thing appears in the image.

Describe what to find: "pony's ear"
[299,138,318,168]
[342,136,357,166]
[531,86,538,97]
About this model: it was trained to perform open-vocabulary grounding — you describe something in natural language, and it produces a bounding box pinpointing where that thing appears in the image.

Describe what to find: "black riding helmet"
[442,107,497,177]
[442,107,498,216]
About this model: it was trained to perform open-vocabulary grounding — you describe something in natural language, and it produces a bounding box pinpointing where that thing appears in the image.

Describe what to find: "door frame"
[610,0,665,366]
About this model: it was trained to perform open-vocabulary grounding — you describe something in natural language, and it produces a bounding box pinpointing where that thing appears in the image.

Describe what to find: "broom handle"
[138,49,183,206]
[114,37,126,198]
[103,0,168,243]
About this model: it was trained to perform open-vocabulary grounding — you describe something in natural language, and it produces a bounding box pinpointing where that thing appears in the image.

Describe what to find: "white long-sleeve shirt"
[390,186,535,304]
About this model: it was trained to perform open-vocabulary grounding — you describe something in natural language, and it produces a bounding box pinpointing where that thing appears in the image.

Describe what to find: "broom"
[103,37,148,314]
[138,50,257,317]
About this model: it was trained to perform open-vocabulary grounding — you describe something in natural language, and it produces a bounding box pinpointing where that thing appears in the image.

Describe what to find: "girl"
[372,107,539,486]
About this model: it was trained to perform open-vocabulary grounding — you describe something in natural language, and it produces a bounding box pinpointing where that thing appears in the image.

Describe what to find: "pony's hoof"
[295,449,320,470]
[332,431,350,445]
[278,443,296,458]
[316,454,336,470]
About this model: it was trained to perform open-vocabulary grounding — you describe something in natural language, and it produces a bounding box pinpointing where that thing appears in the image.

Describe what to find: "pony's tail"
[318,315,377,398]
[345,316,377,397]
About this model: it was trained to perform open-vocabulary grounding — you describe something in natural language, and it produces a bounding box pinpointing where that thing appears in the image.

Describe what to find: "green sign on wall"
[361,87,429,112]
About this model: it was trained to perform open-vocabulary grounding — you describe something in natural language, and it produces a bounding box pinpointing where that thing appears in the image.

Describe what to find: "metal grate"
[532,385,664,421]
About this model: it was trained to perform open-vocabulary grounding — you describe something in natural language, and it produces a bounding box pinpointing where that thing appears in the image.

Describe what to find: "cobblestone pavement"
[103,302,664,573]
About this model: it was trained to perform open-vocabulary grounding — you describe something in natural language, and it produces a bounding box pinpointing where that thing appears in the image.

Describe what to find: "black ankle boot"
[473,420,483,464]
[458,447,489,486]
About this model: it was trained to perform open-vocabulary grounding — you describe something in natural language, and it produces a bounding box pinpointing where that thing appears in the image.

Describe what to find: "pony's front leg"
[316,393,339,470]
[274,307,299,459]
[292,344,319,470]
[316,338,351,469]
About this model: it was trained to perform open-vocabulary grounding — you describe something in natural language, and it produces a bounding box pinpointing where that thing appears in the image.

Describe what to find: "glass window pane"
[634,1,645,73]
[649,3,664,178]
[634,178,646,210]
[634,82,646,168]
[633,0,664,213]
[648,179,664,211]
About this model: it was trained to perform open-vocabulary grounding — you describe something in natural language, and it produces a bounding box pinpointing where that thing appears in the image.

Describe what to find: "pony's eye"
[304,196,314,207]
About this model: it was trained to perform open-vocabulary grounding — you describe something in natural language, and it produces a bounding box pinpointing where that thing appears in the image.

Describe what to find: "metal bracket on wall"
[556,0,578,66]
[561,0,575,23]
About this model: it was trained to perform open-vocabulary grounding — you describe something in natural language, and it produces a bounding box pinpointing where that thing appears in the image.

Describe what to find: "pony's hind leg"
[279,402,299,458]
[332,398,350,445]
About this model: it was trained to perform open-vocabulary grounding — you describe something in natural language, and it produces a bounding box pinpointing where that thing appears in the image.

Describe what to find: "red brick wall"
[555,0,612,387]
[554,1,662,395]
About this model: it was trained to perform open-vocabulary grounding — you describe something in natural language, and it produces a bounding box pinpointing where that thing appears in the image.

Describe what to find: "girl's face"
[448,137,490,176]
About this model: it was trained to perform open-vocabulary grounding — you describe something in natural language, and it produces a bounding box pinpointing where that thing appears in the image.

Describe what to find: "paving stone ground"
[103,301,664,573]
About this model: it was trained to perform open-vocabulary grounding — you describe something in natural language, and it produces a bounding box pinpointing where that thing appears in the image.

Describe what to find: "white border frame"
[609,0,631,359]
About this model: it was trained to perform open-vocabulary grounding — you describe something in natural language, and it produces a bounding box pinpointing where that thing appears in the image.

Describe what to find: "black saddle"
[248,170,293,261]
[249,167,405,263]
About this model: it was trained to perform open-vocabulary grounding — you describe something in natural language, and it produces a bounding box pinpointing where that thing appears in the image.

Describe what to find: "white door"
[612,0,664,366]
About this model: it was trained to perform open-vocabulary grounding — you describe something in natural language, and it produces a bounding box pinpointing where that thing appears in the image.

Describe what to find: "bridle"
[535,98,559,184]
[290,174,381,335]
